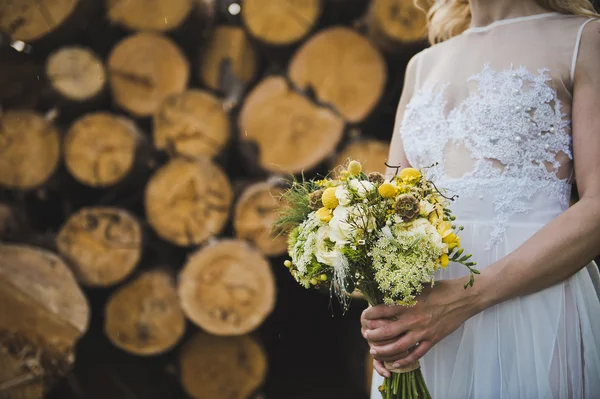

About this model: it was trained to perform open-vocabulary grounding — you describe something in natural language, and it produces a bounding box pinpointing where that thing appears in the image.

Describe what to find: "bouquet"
[273,160,479,399]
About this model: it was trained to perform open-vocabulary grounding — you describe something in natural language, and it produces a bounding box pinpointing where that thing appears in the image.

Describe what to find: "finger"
[362,304,405,321]
[390,341,432,369]
[365,319,410,343]
[371,332,421,359]
[373,359,391,379]
[362,317,389,333]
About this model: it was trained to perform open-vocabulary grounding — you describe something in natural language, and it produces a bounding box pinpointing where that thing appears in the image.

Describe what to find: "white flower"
[328,206,354,245]
[314,226,343,267]
[349,179,375,197]
[419,200,435,216]
[335,185,352,206]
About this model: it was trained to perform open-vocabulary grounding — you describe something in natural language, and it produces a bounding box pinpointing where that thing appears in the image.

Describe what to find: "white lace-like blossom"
[400,65,572,248]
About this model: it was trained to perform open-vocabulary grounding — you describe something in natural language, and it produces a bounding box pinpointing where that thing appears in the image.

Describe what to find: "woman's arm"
[362,21,600,373]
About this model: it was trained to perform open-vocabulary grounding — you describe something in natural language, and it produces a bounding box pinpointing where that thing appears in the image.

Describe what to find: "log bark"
[108,32,189,117]
[238,76,345,174]
[144,157,233,246]
[177,239,276,335]
[241,0,321,47]
[366,0,428,53]
[197,25,258,93]
[56,207,142,287]
[106,0,193,32]
[64,112,148,188]
[333,139,390,176]
[0,110,61,191]
[0,244,89,397]
[104,269,186,356]
[179,331,267,399]
[45,46,106,104]
[153,90,230,159]
[288,27,387,123]
[233,181,288,257]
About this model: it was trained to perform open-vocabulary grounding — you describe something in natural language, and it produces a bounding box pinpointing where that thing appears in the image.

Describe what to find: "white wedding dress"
[371,13,600,399]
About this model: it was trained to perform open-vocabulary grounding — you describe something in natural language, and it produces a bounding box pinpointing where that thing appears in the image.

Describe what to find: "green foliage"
[272,175,320,235]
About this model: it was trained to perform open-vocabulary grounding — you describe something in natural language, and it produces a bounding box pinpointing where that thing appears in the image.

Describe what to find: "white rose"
[349,179,376,198]
[419,200,435,216]
[335,185,352,206]
[314,226,343,266]
[328,206,354,245]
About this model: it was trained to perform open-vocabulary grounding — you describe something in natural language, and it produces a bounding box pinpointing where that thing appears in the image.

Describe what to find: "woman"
[362,0,600,398]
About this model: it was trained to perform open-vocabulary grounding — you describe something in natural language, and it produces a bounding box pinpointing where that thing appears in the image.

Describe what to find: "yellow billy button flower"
[321,187,339,209]
[440,254,449,268]
[378,182,396,198]
[348,160,362,176]
[399,168,422,184]
[310,278,318,286]
[284,260,292,268]
[315,207,333,222]
[318,274,327,281]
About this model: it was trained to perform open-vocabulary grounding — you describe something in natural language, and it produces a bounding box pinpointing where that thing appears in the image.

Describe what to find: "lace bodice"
[397,13,597,248]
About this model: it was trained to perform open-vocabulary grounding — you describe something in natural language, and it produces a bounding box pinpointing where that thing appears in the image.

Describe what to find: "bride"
[362,0,600,398]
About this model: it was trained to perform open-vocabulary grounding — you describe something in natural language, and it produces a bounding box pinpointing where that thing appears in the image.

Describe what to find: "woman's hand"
[361,278,483,377]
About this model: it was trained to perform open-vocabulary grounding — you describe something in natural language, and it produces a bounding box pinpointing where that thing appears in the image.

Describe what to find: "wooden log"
[108,32,189,117]
[104,269,186,356]
[178,239,276,335]
[56,207,142,287]
[153,90,230,159]
[333,139,390,176]
[0,0,79,42]
[197,25,258,93]
[0,110,61,190]
[179,331,267,399]
[238,76,345,174]
[366,0,428,53]
[233,181,287,257]
[0,244,89,397]
[288,27,387,123]
[106,0,193,32]
[64,112,148,188]
[241,0,321,47]
[45,46,106,104]
[145,157,233,246]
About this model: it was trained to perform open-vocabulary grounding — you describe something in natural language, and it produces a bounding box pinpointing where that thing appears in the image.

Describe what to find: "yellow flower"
[399,168,422,183]
[284,260,292,268]
[443,232,457,244]
[378,182,396,198]
[315,207,333,222]
[448,237,461,250]
[440,254,449,268]
[437,221,453,239]
[321,187,339,209]
[429,211,439,226]
[348,160,362,175]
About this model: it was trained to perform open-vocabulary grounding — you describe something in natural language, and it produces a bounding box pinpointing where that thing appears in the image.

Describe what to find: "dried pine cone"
[395,194,420,222]
[367,172,385,185]
[308,189,324,210]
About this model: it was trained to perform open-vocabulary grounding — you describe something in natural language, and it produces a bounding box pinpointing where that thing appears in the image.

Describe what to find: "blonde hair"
[416,0,599,44]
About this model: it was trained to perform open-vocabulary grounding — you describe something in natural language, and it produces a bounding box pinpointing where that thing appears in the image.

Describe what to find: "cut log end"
[242,0,321,46]
[0,244,89,395]
[0,110,61,190]
[56,207,142,287]
[367,0,428,52]
[153,90,230,159]
[108,32,189,117]
[179,332,267,399]
[104,270,186,356]
[106,0,192,32]
[234,182,287,256]
[0,0,79,42]
[145,158,233,246]
[239,76,345,174]
[46,46,106,102]
[288,27,387,123]
[65,113,143,187]
[178,239,276,335]
[198,26,258,92]
[333,139,390,176]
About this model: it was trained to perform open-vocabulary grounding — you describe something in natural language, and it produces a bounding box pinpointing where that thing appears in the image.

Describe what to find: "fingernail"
[370,348,377,355]
[393,362,401,368]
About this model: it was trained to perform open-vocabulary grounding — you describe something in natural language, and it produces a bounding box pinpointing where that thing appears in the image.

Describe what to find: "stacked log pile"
[0,0,433,398]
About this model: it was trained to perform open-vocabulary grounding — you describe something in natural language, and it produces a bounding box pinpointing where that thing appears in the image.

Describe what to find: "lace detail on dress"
[400,65,573,248]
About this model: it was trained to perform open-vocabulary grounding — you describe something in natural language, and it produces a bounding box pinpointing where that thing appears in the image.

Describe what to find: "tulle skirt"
[370,198,600,399]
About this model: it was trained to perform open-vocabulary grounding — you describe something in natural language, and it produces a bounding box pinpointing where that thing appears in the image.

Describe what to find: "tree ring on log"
[57,207,142,287]
[106,0,193,32]
[178,239,276,335]
[333,139,390,177]
[367,0,428,52]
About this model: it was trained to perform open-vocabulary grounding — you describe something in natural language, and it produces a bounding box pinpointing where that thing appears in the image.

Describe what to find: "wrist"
[468,268,499,315]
